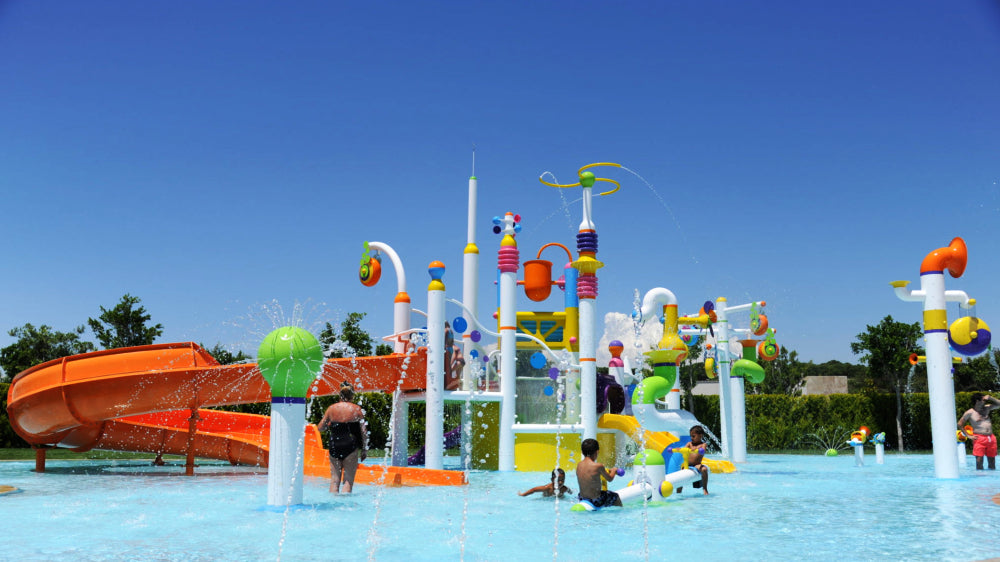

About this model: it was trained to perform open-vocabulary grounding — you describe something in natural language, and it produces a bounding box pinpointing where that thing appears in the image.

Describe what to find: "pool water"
[1,454,998,561]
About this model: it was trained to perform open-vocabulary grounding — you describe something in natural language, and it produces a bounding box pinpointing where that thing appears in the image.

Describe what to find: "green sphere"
[633,448,665,466]
[825,448,839,457]
[258,326,324,398]
[579,171,596,188]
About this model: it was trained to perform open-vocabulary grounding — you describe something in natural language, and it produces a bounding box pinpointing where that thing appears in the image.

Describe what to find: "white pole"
[462,174,480,390]
[425,262,447,470]
[579,298,597,439]
[715,298,732,459]
[854,444,865,467]
[497,213,520,471]
[267,401,306,506]
[922,271,959,479]
[731,375,747,463]
[666,372,681,410]
[392,391,408,466]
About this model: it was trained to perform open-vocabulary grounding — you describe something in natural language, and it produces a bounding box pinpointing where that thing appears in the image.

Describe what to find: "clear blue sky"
[2,1,998,377]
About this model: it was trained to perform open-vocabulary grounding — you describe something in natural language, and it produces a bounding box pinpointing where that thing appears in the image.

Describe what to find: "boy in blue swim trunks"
[576,438,622,508]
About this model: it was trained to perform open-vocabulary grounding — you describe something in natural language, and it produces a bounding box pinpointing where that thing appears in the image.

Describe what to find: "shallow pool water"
[1,454,998,561]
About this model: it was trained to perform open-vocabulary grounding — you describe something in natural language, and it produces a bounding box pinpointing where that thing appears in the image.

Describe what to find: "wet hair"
[340,381,355,401]
[581,438,599,457]
[972,393,984,406]
[690,425,705,437]
[551,468,566,482]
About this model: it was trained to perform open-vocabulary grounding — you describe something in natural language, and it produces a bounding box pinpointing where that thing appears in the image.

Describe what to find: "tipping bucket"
[523,259,553,302]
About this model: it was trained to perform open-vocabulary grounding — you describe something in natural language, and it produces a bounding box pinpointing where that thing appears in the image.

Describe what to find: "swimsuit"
[327,421,363,460]
[579,490,620,509]
[973,433,997,457]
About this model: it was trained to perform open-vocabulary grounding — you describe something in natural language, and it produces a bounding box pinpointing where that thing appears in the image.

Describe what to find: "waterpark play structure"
[6,160,798,505]
[891,237,992,479]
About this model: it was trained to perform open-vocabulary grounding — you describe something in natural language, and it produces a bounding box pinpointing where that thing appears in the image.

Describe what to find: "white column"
[267,400,306,506]
[462,175,480,390]
[391,389,408,466]
[579,298,597,439]
[922,273,959,479]
[715,298,732,459]
[498,267,518,471]
[425,266,447,470]
[731,375,747,463]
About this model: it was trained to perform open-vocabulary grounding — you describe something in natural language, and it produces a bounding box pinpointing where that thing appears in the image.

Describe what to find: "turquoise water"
[1,454,998,561]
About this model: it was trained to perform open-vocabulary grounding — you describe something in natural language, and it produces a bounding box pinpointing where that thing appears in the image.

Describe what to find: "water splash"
[620,166,701,268]
[629,289,651,560]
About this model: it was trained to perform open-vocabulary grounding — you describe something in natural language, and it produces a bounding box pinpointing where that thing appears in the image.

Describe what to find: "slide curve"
[6,342,465,486]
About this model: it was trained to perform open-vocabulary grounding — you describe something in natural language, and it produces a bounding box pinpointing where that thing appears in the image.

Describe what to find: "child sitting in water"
[676,425,709,495]
[519,468,572,498]
[575,438,622,508]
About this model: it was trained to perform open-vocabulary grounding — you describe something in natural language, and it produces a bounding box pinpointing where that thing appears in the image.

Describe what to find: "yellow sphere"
[660,481,675,497]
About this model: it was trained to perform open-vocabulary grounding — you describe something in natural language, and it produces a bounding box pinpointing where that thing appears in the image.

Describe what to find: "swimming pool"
[1,454,997,561]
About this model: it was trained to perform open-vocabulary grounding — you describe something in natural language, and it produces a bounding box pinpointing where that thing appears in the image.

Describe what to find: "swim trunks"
[972,433,997,457]
[579,490,620,509]
[327,422,362,460]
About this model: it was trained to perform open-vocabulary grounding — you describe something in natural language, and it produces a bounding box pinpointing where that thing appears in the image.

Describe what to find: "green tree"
[850,315,923,451]
[203,343,251,365]
[0,324,96,380]
[319,312,391,357]
[87,294,163,349]
[953,352,999,392]
[753,346,805,395]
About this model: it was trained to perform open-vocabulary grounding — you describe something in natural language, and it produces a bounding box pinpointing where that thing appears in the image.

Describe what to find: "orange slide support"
[6,342,466,486]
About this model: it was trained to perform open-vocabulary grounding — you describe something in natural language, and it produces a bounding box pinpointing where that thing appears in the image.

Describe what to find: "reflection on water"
[1,455,999,561]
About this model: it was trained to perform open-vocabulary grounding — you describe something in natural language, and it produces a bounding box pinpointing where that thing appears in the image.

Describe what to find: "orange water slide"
[6,342,465,486]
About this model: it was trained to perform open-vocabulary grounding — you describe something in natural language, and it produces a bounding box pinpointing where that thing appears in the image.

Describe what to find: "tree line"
[0,298,396,380]
[2,297,997,454]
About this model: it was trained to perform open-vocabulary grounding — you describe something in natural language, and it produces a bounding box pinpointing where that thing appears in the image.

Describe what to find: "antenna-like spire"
[471,144,476,177]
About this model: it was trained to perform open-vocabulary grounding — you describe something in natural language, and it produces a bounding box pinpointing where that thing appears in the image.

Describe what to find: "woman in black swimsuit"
[318,382,368,493]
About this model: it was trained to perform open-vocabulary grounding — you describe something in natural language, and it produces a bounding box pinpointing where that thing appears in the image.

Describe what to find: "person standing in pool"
[575,438,622,508]
[318,382,368,493]
[958,393,1000,470]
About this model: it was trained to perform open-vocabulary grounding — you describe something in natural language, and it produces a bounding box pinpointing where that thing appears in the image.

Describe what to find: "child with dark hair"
[519,468,572,498]
[676,425,709,495]
[575,438,622,508]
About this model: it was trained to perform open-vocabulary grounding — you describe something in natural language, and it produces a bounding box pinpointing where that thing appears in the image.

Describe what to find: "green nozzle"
[258,326,324,398]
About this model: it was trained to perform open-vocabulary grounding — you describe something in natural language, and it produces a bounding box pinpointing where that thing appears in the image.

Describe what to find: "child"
[676,425,709,495]
[575,438,622,508]
[519,468,572,498]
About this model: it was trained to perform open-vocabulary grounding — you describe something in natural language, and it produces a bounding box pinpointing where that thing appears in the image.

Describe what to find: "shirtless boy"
[676,425,710,495]
[575,438,622,508]
[958,393,1000,470]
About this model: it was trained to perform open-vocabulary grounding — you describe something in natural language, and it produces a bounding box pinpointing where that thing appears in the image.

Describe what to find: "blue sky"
[2,1,998,377]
